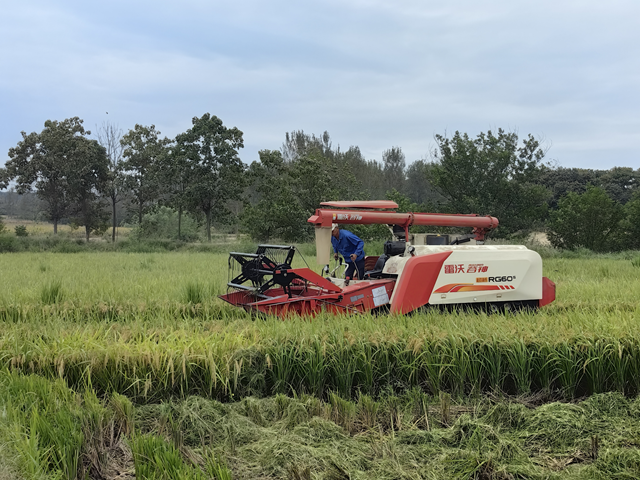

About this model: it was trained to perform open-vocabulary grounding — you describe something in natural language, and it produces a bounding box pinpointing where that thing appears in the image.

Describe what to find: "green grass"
[0,252,640,401]
[1,248,640,478]
[4,369,640,479]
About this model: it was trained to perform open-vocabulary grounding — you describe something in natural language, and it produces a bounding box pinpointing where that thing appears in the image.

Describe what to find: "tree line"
[1,115,639,252]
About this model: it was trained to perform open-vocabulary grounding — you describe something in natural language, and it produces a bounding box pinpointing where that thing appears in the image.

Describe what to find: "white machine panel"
[385,245,543,305]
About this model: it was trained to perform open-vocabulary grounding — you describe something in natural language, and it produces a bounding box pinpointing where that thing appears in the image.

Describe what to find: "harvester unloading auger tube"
[219,201,555,316]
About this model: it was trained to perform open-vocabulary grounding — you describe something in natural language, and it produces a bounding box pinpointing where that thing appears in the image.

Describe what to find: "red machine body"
[219,202,555,316]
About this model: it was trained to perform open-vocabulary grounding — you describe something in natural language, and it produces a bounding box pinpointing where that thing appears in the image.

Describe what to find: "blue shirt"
[331,229,365,263]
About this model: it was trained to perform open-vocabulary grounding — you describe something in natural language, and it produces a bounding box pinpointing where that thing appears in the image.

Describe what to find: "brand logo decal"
[444,263,488,274]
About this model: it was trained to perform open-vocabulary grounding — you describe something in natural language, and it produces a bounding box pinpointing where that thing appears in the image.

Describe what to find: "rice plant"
[183,281,205,305]
[40,279,64,304]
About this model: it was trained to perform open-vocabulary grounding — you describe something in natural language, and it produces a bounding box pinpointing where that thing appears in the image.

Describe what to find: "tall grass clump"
[130,434,231,479]
[183,281,205,305]
[0,371,85,479]
[40,279,64,304]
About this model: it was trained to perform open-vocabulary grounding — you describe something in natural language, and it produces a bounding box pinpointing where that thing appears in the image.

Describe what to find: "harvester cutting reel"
[226,245,299,299]
[220,244,395,316]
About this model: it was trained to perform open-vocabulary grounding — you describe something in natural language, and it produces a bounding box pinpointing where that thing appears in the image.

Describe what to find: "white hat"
[332,223,339,230]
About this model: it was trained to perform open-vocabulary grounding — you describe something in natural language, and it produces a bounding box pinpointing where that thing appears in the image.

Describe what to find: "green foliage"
[0,216,6,235]
[0,235,18,252]
[174,113,245,242]
[14,225,28,237]
[429,129,550,235]
[4,117,109,236]
[538,166,640,210]
[0,167,8,191]
[622,191,640,250]
[131,206,200,242]
[242,133,381,242]
[241,150,308,242]
[121,124,171,224]
[404,159,444,206]
[548,185,625,252]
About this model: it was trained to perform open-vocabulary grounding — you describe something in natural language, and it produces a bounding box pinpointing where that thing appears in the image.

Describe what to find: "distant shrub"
[0,216,6,234]
[130,207,200,242]
[0,235,18,252]
[14,225,28,237]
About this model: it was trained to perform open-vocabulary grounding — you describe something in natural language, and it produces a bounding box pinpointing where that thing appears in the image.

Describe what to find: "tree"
[0,168,8,190]
[241,150,308,241]
[404,159,444,207]
[4,117,101,233]
[382,146,405,192]
[175,114,245,242]
[429,129,550,235]
[621,191,640,250]
[598,167,639,205]
[121,124,170,224]
[536,167,598,209]
[547,185,624,252]
[339,146,386,200]
[96,122,124,242]
[282,130,334,163]
[156,144,192,240]
[67,139,110,241]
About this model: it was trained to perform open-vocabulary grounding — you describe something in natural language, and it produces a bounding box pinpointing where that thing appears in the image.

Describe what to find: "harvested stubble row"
[2,305,640,401]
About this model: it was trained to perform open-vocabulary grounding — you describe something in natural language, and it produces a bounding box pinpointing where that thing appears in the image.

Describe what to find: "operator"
[331,223,366,280]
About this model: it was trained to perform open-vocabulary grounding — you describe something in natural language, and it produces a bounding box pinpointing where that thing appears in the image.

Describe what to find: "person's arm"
[346,232,364,260]
[331,237,340,259]
[353,235,364,259]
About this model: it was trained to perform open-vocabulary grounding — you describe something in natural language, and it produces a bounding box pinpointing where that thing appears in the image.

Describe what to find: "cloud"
[1,0,639,169]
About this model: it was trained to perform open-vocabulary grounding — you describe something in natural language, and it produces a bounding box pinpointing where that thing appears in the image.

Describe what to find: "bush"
[0,235,18,252]
[130,207,200,242]
[14,225,28,237]
[547,185,624,252]
[0,216,6,235]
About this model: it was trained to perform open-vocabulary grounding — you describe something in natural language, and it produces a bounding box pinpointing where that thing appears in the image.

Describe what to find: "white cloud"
[1,0,639,169]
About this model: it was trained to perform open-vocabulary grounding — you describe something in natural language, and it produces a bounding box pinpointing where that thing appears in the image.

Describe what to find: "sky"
[1,0,639,170]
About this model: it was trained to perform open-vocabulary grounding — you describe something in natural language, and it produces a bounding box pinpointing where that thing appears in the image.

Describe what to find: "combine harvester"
[220,201,555,316]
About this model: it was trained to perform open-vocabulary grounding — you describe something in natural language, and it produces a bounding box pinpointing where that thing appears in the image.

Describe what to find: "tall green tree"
[282,130,334,163]
[121,124,170,224]
[429,129,550,235]
[621,191,640,250]
[242,150,307,241]
[404,159,443,207]
[598,167,639,205]
[156,144,192,240]
[4,117,104,233]
[382,146,406,192]
[536,167,598,209]
[175,114,245,242]
[67,139,110,241]
[338,146,386,200]
[547,185,624,252]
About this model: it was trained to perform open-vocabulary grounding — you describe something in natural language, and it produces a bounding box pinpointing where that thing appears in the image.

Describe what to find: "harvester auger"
[219,201,555,316]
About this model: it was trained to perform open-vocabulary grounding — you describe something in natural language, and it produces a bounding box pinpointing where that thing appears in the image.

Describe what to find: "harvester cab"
[219,201,555,316]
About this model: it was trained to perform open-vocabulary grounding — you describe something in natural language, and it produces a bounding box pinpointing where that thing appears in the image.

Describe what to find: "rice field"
[1,249,640,479]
